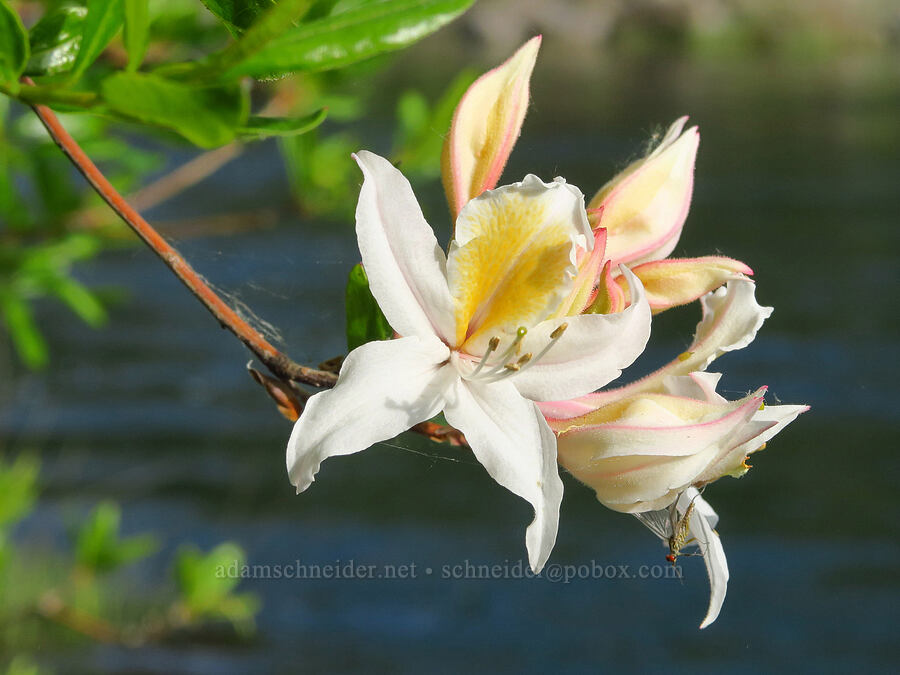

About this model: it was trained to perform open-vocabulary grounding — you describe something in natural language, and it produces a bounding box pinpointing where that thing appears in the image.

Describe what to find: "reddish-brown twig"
[25,89,337,389]
[25,91,470,448]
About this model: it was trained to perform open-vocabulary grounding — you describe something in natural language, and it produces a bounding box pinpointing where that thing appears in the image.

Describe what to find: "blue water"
[2,45,899,674]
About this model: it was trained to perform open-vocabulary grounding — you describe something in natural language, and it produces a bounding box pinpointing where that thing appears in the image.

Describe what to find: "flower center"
[456,322,569,384]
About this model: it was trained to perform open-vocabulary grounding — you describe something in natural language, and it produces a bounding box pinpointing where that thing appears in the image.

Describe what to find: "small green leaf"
[224,0,476,78]
[345,263,393,351]
[0,0,29,85]
[123,0,149,72]
[236,108,327,138]
[0,454,39,531]
[0,292,48,369]
[101,72,247,147]
[74,501,158,573]
[175,542,259,634]
[200,0,277,35]
[25,4,88,77]
[51,276,107,328]
[70,0,124,81]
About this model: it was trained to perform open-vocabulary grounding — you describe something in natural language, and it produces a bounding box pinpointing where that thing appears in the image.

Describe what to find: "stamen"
[550,323,568,339]
[469,335,501,378]
[480,327,528,377]
[523,322,568,370]
[475,322,568,385]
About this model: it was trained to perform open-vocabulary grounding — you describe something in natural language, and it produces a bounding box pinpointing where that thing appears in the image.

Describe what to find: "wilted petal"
[512,267,651,401]
[442,36,541,218]
[588,117,699,266]
[619,256,753,314]
[287,336,454,492]
[354,151,456,342]
[677,489,729,629]
[448,175,590,352]
[443,378,563,573]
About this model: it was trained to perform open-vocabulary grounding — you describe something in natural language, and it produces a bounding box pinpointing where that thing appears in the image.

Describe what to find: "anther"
[470,336,501,378]
[504,363,520,372]
[550,323,568,340]
[517,353,533,366]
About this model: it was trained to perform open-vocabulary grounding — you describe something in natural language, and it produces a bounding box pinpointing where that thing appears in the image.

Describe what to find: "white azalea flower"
[287,151,652,572]
[546,279,807,626]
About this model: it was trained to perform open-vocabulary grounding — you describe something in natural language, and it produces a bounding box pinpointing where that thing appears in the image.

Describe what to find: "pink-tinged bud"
[441,36,541,219]
[616,256,753,314]
[547,372,807,513]
[587,117,699,266]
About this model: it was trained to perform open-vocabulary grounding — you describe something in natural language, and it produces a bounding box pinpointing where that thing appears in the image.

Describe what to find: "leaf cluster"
[0,0,475,146]
[0,451,261,659]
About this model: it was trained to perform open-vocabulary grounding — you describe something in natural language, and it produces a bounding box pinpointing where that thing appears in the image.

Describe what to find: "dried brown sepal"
[411,421,468,447]
[318,355,345,374]
[247,364,304,422]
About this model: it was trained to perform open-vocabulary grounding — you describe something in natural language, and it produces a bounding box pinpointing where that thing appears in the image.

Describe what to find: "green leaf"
[50,276,107,328]
[0,292,48,369]
[303,0,340,22]
[200,0,277,35]
[345,263,392,351]
[176,542,243,606]
[0,454,39,531]
[175,542,260,634]
[123,0,149,72]
[25,4,88,77]
[236,108,327,138]
[70,0,125,81]
[0,0,29,85]
[101,72,247,147]
[74,501,158,573]
[223,0,476,78]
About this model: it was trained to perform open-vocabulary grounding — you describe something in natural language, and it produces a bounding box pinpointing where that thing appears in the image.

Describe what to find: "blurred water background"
[1,1,899,672]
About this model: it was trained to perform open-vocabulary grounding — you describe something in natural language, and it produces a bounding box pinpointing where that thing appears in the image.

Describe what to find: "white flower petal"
[690,278,772,370]
[353,151,456,342]
[513,266,652,401]
[734,403,809,456]
[577,278,771,406]
[678,489,729,628]
[287,336,453,492]
[443,378,563,573]
[662,372,726,403]
[699,402,809,482]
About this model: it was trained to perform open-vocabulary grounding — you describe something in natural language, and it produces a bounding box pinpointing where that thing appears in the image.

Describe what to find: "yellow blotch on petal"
[448,187,577,352]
